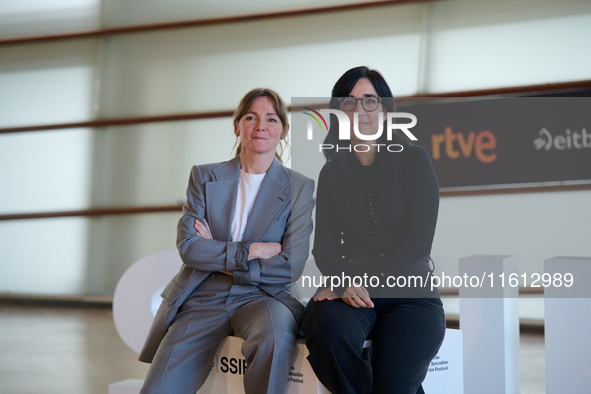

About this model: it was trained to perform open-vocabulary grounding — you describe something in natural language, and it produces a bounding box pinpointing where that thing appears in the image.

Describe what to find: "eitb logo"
[302,106,419,153]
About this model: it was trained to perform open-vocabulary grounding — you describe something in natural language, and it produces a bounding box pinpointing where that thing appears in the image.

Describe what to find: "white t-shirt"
[231,170,266,242]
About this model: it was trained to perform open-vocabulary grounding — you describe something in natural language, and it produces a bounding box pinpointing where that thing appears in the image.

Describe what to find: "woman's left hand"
[194,218,213,239]
[342,286,374,308]
[194,219,233,276]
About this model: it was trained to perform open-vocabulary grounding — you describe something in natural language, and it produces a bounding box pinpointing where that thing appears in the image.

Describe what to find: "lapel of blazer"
[242,157,291,242]
[206,156,241,242]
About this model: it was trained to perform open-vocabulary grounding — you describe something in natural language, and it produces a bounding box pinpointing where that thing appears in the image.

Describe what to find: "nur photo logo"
[302,106,419,153]
[302,107,329,139]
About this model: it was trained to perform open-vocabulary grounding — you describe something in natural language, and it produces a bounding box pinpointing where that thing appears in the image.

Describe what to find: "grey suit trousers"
[140,273,299,394]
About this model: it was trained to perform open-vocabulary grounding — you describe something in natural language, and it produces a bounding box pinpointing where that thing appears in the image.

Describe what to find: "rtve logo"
[431,127,497,164]
[303,107,418,153]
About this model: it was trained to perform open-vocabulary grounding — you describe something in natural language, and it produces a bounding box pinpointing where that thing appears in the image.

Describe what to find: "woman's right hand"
[313,288,339,302]
[248,242,282,260]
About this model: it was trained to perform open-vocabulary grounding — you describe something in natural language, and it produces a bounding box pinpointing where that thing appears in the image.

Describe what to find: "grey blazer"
[139,156,315,363]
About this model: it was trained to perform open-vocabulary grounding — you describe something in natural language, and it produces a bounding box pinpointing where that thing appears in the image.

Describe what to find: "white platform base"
[196,337,330,394]
[110,329,462,394]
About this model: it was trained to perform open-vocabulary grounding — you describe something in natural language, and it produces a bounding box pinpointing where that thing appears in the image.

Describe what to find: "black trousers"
[302,297,445,394]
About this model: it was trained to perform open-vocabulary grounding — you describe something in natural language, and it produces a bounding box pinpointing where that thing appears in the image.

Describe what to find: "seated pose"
[139,88,315,394]
[302,66,446,394]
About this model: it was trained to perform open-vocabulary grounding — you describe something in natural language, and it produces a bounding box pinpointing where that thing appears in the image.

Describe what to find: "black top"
[312,145,439,293]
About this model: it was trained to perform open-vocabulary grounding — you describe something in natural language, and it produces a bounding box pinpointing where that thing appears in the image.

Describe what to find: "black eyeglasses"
[338,95,382,112]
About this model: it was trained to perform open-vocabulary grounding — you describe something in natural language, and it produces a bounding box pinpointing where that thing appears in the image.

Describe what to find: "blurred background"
[1,0,590,307]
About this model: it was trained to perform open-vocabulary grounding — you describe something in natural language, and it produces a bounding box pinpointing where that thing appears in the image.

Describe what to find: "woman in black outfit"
[302,66,446,394]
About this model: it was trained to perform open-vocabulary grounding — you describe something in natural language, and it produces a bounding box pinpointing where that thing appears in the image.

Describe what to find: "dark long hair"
[324,66,409,174]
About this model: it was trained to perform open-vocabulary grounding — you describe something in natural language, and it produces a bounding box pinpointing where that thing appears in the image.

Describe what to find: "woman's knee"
[239,301,298,354]
[305,301,371,332]
[304,302,372,354]
[240,322,297,366]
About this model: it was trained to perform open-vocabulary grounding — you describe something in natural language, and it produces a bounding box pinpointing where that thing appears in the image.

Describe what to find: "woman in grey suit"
[139,88,315,394]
